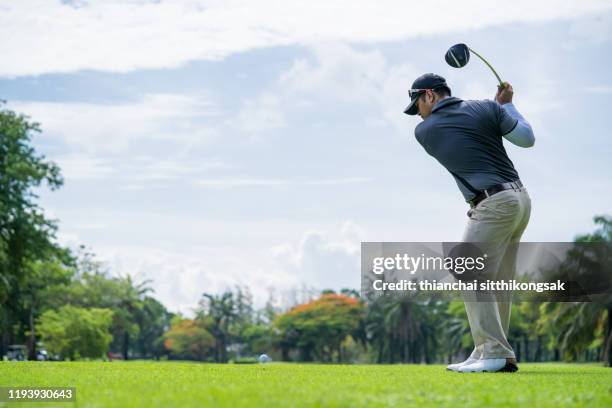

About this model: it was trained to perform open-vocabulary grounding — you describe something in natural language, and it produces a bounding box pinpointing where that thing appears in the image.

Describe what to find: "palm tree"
[116,275,153,360]
[442,301,471,363]
[200,292,237,362]
[537,216,612,365]
[367,292,445,364]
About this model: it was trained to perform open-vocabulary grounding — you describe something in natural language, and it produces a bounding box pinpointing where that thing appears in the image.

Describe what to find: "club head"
[445,43,470,68]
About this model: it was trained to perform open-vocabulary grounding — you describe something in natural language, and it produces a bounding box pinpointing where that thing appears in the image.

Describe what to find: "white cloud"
[379,63,423,131]
[75,222,108,231]
[261,42,421,131]
[514,81,564,117]
[567,13,612,47]
[270,221,364,291]
[49,152,235,186]
[54,154,117,180]
[10,94,218,154]
[1,1,611,77]
[55,230,82,248]
[280,43,388,103]
[303,177,372,186]
[194,178,289,188]
[125,156,236,182]
[88,221,364,313]
[193,177,372,188]
[235,93,286,136]
[584,85,612,94]
[96,245,298,314]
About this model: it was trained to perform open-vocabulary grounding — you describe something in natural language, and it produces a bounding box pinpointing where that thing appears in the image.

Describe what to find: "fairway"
[1,362,611,407]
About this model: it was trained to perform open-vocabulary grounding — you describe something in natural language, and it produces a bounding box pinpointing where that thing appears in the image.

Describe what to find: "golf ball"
[258,354,271,363]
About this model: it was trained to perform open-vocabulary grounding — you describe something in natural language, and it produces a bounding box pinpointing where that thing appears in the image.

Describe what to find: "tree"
[275,293,365,362]
[42,253,156,361]
[536,215,612,365]
[162,316,214,361]
[0,103,64,358]
[112,275,153,360]
[36,305,113,360]
[365,291,447,364]
[441,301,471,363]
[240,323,274,356]
[20,257,74,360]
[199,292,237,363]
[134,296,173,359]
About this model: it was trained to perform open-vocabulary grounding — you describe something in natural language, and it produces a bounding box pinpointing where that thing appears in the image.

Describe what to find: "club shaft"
[468,47,503,86]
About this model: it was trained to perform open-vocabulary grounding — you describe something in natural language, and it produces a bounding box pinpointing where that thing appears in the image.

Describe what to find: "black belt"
[469,180,523,208]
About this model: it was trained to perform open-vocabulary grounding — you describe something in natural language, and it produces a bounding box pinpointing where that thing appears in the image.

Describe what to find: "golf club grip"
[468,47,503,86]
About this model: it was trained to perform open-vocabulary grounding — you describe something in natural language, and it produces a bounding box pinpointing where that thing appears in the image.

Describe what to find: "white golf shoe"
[446,357,478,372]
[458,358,518,373]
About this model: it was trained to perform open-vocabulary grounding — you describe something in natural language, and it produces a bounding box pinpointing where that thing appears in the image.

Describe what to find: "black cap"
[404,73,450,115]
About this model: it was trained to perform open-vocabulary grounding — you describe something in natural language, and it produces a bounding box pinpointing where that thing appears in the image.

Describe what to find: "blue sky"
[1,1,611,312]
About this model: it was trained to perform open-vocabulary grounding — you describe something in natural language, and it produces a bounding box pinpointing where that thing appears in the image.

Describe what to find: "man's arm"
[501,103,534,147]
[495,82,535,148]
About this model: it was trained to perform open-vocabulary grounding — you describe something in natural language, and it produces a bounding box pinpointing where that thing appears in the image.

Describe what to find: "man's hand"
[495,82,513,105]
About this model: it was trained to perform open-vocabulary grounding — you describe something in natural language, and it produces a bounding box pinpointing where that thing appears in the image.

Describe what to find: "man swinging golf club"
[405,72,534,373]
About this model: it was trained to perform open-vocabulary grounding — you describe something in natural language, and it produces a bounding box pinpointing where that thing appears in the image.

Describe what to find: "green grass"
[1,362,612,407]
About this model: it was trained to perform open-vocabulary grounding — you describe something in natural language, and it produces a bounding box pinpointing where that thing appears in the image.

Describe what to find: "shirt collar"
[432,97,463,113]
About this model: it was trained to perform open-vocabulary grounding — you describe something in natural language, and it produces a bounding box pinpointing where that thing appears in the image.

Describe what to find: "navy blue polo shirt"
[414,97,520,202]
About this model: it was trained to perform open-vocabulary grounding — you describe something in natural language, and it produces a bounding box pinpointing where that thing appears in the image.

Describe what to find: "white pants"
[462,187,531,359]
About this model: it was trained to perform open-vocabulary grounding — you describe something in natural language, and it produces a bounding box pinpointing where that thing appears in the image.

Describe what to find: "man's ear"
[426,90,435,104]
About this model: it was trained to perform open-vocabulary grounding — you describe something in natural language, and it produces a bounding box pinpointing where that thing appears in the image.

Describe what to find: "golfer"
[405,73,534,373]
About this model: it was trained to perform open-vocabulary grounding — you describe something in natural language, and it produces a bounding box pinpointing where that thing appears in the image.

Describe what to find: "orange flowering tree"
[274,293,365,362]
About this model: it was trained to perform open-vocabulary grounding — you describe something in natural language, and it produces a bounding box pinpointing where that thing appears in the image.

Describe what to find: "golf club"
[445,43,503,86]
